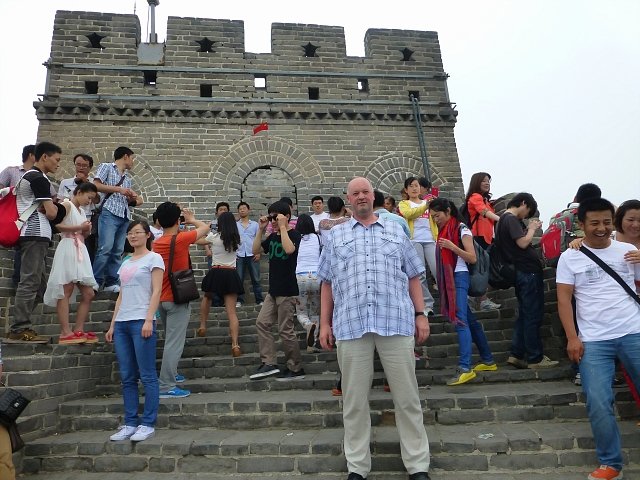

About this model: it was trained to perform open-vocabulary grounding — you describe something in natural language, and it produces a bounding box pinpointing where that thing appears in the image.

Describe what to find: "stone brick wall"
[36,10,463,223]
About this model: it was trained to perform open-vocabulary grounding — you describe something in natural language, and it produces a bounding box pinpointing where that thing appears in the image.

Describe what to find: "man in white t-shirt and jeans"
[556,197,640,480]
[310,195,329,232]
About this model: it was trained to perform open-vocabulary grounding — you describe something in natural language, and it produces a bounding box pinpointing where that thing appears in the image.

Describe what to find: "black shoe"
[249,363,280,380]
[408,473,431,480]
[276,368,306,382]
[347,473,366,480]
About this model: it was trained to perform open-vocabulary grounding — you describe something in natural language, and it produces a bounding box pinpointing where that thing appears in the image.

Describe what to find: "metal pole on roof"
[147,0,160,43]
[411,94,431,183]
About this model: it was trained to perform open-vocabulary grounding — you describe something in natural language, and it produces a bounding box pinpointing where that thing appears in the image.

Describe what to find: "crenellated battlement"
[37,9,463,219]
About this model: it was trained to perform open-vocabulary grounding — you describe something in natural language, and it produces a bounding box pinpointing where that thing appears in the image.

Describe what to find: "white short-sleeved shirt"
[115,252,165,322]
[311,212,329,232]
[296,233,321,273]
[556,240,640,342]
[455,225,473,273]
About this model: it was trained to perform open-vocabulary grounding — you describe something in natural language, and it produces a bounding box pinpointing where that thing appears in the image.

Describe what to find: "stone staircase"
[1,247,639,478]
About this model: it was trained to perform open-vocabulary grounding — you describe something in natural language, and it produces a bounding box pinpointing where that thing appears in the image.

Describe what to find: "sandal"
[59,332,86,345]
[196,327,206,338]
[75,331,98,344]
[231,345,242,357]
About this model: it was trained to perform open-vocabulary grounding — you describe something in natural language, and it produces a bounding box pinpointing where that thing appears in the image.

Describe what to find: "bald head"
[346,177,375,222]
[347,177,373,195]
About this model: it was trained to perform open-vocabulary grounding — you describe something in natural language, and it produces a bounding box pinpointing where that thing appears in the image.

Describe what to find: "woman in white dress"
[44,182,99,344]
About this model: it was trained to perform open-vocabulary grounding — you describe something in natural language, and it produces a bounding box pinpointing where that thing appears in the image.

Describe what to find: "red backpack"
[540,207,578,267]
[0,186,40,248]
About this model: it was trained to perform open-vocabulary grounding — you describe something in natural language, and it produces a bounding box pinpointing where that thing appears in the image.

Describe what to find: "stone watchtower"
[36,9,462,217]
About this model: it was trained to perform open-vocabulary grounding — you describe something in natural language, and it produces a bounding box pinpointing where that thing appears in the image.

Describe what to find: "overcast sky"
[0,0,637,221]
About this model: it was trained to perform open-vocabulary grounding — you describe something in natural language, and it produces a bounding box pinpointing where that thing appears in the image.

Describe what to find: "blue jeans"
[113,320,159,427]
[511,270,544,363]
[93,209,129,287]
[237,256,264,304]
[580,333,640,471]
[454,271,494,371]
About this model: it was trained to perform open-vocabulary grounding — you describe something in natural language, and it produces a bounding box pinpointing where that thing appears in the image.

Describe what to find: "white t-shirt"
[409,200,434,243]
[296,233,322,273]
[115,252,165,322]
[150,225,163,240]
[455,225,473,273]
[208,232,237,267]
[311,212,329,232]
[556,240,640,342]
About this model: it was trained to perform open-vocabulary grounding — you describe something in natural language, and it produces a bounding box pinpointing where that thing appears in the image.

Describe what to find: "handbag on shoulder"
[0,386,30,427]
[168,234,200,304]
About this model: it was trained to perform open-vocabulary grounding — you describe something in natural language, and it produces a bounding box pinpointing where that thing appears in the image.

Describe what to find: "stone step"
[20,421,640,476]
[97,350,573,388]
[94,363,578,398]
[31,306,512,335]
[15,472,640,480]
[56,381,637,432]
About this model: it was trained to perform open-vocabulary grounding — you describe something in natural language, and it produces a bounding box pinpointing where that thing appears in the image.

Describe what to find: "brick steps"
[97,354,575,392]
[19,422,640,476]
[16,472,640,480]
[56,381,638,432]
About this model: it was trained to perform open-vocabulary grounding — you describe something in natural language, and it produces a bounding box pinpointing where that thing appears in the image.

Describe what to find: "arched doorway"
[240,166,298,218]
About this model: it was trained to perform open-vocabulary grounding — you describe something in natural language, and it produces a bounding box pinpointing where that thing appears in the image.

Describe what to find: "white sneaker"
[130,425,155,442]
[235,302,242,308]
[110,425,137,441]
[480,299,501,310]
[103,285,121,293]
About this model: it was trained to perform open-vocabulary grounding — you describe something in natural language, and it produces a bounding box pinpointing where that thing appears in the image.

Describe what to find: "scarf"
[436,217,464,325]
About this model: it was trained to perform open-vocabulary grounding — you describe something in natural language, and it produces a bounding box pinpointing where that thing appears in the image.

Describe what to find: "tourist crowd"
[0,143,638,480]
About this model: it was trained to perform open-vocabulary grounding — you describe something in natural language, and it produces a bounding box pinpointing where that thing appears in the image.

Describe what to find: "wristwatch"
[414,311,425,317]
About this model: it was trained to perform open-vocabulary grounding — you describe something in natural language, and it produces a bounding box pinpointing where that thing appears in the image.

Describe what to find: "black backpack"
[458,224,490,297]
[487,218,516,289]
[459,199,480,231]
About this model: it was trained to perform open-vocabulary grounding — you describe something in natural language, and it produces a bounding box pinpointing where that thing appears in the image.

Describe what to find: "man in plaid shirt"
[318,177,431,480]
[92,146,143,292]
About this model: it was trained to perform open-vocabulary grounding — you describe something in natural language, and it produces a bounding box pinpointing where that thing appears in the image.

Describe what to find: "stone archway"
[240,166,298,218]
[208,135,325,210]
[364,153,446,197]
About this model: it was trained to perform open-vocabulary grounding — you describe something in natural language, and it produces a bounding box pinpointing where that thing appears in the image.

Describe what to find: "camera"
[179,215,185,223]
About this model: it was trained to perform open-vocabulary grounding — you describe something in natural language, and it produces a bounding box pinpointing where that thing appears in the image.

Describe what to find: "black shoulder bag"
[168,234,200,304]
[579,246,640,305]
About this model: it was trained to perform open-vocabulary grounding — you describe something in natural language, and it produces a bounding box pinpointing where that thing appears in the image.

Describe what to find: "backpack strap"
[579,245,640,306]
[14,175,43,229]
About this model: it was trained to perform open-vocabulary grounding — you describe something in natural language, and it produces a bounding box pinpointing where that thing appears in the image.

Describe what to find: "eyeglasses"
[74,163,90,169]
[127,230,147,237]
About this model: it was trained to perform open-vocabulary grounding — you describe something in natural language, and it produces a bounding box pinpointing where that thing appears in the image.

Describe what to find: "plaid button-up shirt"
[317,216,424,341]
[94,162,132,219]
[0,165,26,188]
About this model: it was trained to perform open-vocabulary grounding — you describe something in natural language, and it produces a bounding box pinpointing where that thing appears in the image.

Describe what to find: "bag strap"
[168,233,193,273]
[13,174,43,228]
[169,234,177,273]
[98,174,126,212]
[579,245,640,306]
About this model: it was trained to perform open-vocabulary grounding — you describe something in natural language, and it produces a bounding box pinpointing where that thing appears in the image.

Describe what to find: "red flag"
[253,122,269,135]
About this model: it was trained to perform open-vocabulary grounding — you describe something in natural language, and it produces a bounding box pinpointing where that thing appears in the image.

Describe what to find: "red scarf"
[436,217,463,325]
